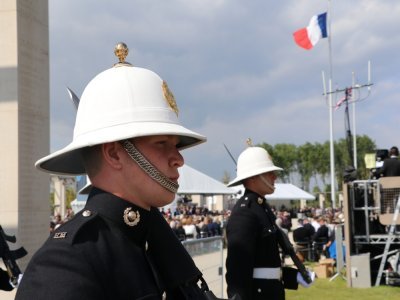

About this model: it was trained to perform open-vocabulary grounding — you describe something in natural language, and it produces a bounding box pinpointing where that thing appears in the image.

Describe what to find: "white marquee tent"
[231,183,315,211]
[177,164,236,195]
[266,183,316,210]
[232,183,315,201]
[266,183,315,201]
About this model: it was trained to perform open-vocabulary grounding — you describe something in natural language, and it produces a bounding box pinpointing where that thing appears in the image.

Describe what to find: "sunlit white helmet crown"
[227,146,282,187]
[36,43,206,175]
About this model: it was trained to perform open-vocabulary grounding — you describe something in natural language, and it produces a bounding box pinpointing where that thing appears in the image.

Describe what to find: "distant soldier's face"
[248,171,277,196]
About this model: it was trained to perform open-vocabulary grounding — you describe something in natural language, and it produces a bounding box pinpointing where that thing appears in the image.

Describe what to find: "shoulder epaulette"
[51,209,99,244]
[239,193,265,208]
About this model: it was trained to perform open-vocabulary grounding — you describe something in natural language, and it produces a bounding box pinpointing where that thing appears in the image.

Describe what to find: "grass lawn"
[286,276,400,299]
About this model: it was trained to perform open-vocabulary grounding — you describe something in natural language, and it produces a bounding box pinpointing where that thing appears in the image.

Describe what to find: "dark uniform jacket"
[380,157,400,177]
[293,224,314,243]
[225,189,298,300]
[16,188,204,300]
[312,225,330,243]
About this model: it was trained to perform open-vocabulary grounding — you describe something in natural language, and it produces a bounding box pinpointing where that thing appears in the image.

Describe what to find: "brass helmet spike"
[246,138,253,147]
[113,42,132,67]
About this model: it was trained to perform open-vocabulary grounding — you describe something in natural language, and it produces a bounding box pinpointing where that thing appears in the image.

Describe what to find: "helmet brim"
[36,122,205,175]
[227,166,283,187]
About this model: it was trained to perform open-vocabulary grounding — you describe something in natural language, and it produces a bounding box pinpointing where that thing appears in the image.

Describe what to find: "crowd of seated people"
[161,202,300,243]
[292,208,344,262]
[161,203,226,241]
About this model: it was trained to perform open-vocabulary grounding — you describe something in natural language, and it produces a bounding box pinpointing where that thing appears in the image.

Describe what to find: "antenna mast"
[323,61,373,169]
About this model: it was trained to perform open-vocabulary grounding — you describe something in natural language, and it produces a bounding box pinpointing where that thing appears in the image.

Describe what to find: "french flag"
[293,12,328,50]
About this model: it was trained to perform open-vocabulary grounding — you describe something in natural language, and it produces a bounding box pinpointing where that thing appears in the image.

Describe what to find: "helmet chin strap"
[121,140,179,193]
[258,174,275,191]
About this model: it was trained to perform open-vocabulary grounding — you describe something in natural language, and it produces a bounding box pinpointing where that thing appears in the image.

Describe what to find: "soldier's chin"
[266,185,275,195]
[157,190,176,207]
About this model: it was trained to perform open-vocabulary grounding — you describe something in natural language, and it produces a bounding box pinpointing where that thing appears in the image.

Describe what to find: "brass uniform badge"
[162,81,179,116]
[123,207,140,226]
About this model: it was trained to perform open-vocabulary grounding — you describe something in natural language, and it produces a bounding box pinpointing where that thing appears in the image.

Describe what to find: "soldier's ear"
[101,142,124,170]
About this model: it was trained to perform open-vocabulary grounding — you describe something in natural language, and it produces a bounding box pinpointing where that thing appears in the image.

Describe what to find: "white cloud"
[48,0,400,181]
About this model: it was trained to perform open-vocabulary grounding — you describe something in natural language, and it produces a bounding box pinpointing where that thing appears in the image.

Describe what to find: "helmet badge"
[162,81,179,116]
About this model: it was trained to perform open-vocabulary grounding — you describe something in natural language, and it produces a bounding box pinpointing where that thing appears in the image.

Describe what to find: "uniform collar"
[244,188,266,205]
[85,187,152,246]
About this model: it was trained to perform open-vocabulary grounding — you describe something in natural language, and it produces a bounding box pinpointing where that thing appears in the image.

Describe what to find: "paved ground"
[193,248,228,298]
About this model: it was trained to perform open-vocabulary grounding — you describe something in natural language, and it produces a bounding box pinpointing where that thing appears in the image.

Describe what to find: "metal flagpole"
[327,0,336,209]
[352,72,357,169]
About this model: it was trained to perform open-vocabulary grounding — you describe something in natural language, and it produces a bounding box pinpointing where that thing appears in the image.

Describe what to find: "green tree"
[253,134,376,197]
[334,135,376,188]
[334,138,350,185]
[271,143,297,183]
[297,142,316,191]
[355,135,376,179]
[314,142,330,187]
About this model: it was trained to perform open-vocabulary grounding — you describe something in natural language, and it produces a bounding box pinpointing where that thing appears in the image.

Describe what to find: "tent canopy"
[177,164,237,195]
[266,183,315,200]
[233,183,315,201]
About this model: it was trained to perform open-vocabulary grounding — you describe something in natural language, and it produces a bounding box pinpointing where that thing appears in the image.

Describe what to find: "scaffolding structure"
[343,178,400,287]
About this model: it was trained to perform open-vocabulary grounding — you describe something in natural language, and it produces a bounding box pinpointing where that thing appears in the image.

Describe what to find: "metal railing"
[183,236,225,298]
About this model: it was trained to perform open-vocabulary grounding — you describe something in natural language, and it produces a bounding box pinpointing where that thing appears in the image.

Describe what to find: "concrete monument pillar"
[0,1,49,297]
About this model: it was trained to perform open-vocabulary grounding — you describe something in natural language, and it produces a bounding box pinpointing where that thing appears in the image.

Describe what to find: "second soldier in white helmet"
[225,142,315,300]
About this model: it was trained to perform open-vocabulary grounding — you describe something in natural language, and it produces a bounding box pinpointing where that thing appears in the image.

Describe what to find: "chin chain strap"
[121,140,179,193]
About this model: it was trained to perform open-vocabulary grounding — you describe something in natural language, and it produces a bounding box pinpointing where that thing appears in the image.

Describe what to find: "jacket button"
[82,210,92,217]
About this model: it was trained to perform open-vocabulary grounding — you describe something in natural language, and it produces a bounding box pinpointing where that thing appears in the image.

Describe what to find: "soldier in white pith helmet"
[225,140,315,300]
[15,43,234,300]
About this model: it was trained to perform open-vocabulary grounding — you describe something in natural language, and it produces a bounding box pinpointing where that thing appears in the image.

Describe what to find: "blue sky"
[49,1,400,183]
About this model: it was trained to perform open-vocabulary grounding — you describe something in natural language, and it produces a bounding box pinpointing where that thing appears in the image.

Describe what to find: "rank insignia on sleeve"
[54,232,67,239]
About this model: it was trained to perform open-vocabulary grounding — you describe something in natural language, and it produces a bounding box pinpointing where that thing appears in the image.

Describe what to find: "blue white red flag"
[293,12,328,50]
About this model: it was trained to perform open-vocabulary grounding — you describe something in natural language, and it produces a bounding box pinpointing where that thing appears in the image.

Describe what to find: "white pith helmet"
[227,145,282,187]
[36,43,206,175]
